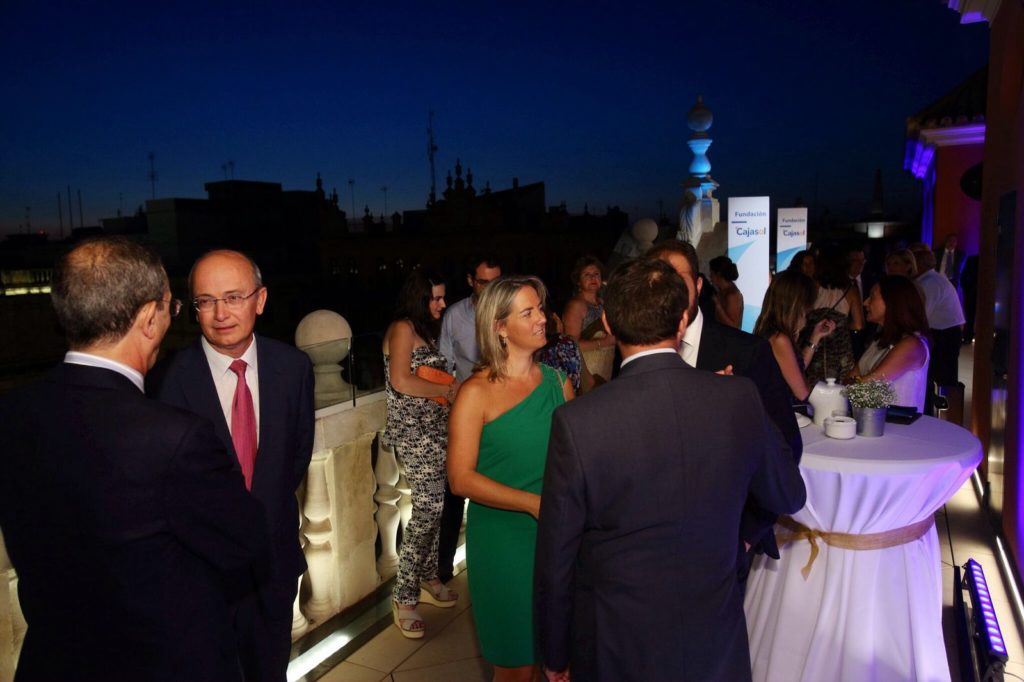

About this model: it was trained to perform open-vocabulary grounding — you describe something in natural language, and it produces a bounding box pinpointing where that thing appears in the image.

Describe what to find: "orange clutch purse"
[416,365,456,407]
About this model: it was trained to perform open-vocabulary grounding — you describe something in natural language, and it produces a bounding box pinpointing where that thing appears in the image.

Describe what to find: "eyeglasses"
[160,297,183,318]
[192,289,261,312]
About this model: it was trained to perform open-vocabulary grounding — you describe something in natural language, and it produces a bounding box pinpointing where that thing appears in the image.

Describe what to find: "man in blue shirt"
[436,254,501,582]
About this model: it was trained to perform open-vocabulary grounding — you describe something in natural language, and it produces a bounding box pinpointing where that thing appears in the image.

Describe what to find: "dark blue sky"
[1,1,989,236]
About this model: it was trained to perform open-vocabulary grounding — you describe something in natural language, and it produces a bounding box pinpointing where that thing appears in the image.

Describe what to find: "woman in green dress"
[449,276,574,682]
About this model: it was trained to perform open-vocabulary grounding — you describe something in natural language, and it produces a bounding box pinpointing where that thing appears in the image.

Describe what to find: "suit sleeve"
[293,356,316,490]
[536,407,587,673]
[163,418,272,588]
[746,385,806,518]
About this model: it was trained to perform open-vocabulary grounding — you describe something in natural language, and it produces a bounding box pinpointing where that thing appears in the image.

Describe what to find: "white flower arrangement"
[842,379,897,409]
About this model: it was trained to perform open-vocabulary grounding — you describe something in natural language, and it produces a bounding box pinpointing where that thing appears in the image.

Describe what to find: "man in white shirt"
[1,237,269,682]
[436,254,502,583]
[151,250,314,682]
[645,240,800,580]
[935,234,965,289]
[536,257,804,682]
[909,242,966,401]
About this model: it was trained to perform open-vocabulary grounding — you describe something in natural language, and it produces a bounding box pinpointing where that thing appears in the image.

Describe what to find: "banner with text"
[728,196,770,332]
[776,207,808,272]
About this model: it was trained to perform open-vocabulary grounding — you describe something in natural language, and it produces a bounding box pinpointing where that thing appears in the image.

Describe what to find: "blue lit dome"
[687,95,713,132]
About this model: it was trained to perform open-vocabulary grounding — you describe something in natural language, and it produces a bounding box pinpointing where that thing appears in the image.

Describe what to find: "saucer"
[795,413,812,429]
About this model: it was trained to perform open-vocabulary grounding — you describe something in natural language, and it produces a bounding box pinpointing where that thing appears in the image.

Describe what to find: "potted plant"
[842,379,897,437]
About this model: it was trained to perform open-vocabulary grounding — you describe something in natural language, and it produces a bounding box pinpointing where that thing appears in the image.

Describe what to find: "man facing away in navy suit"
[0,237,270,682]
[150,249,314,682]
[646,240,801,579]
[535,258,806,682]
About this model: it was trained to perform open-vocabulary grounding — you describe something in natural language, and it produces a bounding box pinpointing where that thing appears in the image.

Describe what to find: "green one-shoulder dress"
[467,364,566,667]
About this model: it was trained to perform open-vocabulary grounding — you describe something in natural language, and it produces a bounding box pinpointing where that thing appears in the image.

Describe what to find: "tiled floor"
[315,571,493,682]
[313,483,1023,682]
[312,342,1023,681]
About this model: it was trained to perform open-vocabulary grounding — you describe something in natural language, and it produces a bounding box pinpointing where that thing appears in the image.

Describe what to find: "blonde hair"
[886,249,917,278]
[474,275,548,381]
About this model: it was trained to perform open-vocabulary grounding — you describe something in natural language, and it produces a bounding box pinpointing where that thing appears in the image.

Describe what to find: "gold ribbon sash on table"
[775,515,936,579]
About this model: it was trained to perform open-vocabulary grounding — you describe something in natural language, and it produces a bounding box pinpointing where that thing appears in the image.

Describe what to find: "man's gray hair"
[51,237,168,349]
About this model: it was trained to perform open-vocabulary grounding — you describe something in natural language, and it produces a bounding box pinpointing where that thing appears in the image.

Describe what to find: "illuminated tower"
[678,95,720,246]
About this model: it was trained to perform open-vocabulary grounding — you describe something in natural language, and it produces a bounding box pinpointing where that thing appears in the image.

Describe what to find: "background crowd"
[0,229,970,682]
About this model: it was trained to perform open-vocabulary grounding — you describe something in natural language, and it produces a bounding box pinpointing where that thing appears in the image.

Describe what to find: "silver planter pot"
[853,406,887,437]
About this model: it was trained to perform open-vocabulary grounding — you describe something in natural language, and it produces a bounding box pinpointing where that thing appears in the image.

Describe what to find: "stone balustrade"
[0,388,402,681]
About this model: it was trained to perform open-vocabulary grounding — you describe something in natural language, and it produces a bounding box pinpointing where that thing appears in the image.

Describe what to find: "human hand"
[812,319,837,343]
[716,364,734,376]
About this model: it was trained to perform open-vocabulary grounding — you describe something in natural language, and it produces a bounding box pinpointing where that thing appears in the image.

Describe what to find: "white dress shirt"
[915,269,965,330]
[620,347,679,369]
[202,335,261,442]
[64,351,144,392]
[679,308,704,368]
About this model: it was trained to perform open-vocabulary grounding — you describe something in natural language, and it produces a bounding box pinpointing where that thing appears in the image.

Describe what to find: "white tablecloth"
[744,416,981,682]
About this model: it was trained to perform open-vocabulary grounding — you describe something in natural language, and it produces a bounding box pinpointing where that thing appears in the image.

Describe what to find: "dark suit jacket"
[0,363,270,682]
[536,352,806,682]
[149,335,315,588]
[935,248,966,288]
[695,315,802,557]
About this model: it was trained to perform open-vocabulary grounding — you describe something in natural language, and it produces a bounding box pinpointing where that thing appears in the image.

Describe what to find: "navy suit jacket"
[149,335,315,585]
[935,248,966,288]
[695,316,802,558]
[536,352,806,681]
[0,363,270,682]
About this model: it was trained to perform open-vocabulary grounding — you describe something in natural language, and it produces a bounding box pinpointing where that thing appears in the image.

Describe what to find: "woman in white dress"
[855,275,931,411]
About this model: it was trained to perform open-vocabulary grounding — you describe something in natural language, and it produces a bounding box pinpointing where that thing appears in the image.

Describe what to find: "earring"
[499,335,507,349]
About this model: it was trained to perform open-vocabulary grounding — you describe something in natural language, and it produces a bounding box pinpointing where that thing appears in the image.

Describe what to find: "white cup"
[824,415,857,439]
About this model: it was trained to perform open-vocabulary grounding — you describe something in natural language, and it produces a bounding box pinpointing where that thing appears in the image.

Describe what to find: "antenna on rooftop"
[147,152,158,200]
[427,110,438,207]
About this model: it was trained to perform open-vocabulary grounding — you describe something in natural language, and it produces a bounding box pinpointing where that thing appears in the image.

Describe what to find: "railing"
[0,328,410,680]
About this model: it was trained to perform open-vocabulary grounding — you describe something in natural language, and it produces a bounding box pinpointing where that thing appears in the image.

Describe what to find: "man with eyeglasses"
[0,237,271,682]
[149,249,314,682]
[436,253,502,584]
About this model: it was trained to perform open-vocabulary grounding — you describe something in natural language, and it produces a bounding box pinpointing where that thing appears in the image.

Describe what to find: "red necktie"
[229,359,257,490]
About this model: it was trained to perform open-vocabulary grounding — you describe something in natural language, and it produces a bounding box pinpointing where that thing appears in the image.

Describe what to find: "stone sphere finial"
[687,95,713,133]
[296,310,354,408]
[631,218,659,250]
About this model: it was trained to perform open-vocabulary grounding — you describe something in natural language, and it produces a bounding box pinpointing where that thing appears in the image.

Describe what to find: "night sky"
[1,1,989,236]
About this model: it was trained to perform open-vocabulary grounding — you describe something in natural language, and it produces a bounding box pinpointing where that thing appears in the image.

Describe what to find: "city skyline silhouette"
[1,1,989,236]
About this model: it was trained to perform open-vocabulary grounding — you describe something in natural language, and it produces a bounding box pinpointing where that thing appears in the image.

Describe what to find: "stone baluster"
[373,435,402,580]
[301,449,334,623]
[290,574,308,640]
[291,480,310,640]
